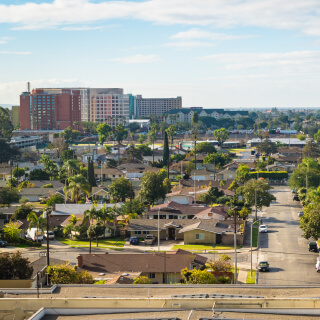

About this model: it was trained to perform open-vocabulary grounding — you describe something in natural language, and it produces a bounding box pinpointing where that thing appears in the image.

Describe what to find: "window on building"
[134,231,141,235]
[149,273,155,279]
[195,233,205,240]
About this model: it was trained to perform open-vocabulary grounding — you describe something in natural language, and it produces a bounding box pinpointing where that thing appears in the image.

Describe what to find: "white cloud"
[110,54,160,64]
[164,41,214,48]
[0,37,13,44]
[0,0,320,35]
[0,51,31,54]
[200,51,320,71]
[60,25,105,31]
[171,28,253,41]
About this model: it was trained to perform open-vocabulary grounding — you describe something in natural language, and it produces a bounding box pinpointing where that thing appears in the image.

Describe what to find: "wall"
[183,230,216,244]
[0,279,32,288]
[221,233,244,245]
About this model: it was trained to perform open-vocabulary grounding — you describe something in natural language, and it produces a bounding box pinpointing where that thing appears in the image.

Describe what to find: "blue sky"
[1,0,320,108]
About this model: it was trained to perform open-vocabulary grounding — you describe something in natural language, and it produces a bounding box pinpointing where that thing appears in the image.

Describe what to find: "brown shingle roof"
[146,201,206,216]
[77,251,207,274]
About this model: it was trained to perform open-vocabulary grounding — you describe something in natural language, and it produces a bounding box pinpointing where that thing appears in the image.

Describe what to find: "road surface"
[258,185,320,285]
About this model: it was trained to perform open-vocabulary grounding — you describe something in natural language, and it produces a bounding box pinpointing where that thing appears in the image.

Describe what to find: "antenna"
[27,82,31,93]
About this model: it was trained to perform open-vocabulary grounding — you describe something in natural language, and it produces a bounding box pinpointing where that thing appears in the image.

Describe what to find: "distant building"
[10,135,43,149]
[164,108,249,124]
[134,95,182,118]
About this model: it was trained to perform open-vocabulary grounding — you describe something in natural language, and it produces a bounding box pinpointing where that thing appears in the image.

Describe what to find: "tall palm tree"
[27,211,46,242]
[63,159,80,176]
[148,130,156,163]
[84,205,98,254]
[64,174,90,204]
[39,154,51,171]
[114,124,128,164]
[107,205,122,237]
[63,214,82,245]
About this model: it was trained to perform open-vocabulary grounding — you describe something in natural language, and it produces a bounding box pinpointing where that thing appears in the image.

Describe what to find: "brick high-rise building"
[20,88,82,130]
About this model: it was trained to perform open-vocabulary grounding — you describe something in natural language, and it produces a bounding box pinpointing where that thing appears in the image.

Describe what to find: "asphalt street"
[258,185,320,285]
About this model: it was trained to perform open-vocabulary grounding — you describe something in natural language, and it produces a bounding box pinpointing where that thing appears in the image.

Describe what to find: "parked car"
[44,231,55,240]
[0,240,7,247]
[309,241,318,252]
[251,150,255,155]
[144,234,156,245]
[293,195,299,201]
[258,261,270,272]
[129,236,139,245]
[259,225,268,233]
[298,211,304,217]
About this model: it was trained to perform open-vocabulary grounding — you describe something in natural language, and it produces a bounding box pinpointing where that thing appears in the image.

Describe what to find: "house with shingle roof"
[51,203,123,215]
[77,249,208,284]
[127,218,244,245]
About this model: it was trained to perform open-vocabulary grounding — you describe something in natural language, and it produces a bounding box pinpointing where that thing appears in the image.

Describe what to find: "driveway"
[258,185,320,285]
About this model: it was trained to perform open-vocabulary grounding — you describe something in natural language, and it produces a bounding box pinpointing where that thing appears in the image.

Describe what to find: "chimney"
[52,203,56,212]
[77,255,83,268]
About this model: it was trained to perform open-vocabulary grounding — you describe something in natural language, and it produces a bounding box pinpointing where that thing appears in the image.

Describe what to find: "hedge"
[19,237,42,247]
[248,171,288,180]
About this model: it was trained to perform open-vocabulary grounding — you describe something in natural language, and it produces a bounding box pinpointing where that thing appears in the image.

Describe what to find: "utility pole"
[250,220,253,277]
[44,207,51,268]
[255,187,257,221]
[193,173,196,204]
[158,208,160,253]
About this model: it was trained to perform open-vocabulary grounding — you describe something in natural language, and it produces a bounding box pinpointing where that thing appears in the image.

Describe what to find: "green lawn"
[57,237,125,248]
[246,270,256,284]
[171,244,241,251]
[225,148,248,153]
[252,228,258,247]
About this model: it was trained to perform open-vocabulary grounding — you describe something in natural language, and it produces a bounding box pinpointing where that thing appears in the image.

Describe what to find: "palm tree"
[84,205,98,253]
[148,130,156,163]
[27,211,46,242]
[107,205,122,237]
[63,214,82,245]
[63,159,80,176]
[64,174,90,204]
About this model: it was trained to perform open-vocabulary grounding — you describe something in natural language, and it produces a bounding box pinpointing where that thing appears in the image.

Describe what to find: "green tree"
[96,123,112,145]
[0,139,20,163]
[63,214,82,245]
[163,131,170,166]
[27,211,46,242]
[2,222,21,243]
[29,168,50,180]
[46,194,65,207]
[0,251,33,280]
[195,142,216,154]
[236,164,250,183]
[109,177,131,202]
[0,107,14,140]
[138,134,147,144]
[256,138,278,155]
[206,255,232,273]
[88,222,106,247]
[140,171,167,205]
[62,159,80,176]
[163,177,172,194]
[60,149,76,162]
[120,199,145,215]
[12,204,34,220]
[64,174,91,204]
[137,144,152,156]
[114,124,128,164]
[0,187,19,205]
[181,268,217,284]
[166,125,176,153]
[203,153,230,168]
[87,157,96,189]
[300,203,320,240]
[13,167,25,178]
[303,139,320,159]
[125,144,143,162]
[213,128,229,147]
[237,179,276,211]
[47,263,93,284]
[198,187,224,205]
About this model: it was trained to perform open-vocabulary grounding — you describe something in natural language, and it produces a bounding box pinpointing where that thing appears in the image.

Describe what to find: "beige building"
[11,106,20,128]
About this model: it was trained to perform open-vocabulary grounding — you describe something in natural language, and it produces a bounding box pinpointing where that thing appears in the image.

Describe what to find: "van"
[26,228,43,242]
[309,241,318,252]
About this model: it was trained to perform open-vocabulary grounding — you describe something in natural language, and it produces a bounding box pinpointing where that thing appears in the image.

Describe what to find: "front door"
[216,233,222,244]
[168,228,175,240]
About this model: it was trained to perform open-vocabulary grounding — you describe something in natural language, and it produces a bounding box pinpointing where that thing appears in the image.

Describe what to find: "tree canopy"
[256,138,278,155]
[213,128,229,147]
[109,177,131,202]
[195,142,216,154]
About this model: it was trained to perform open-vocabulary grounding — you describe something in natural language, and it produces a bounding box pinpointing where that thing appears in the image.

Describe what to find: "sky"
[1,0,320,108]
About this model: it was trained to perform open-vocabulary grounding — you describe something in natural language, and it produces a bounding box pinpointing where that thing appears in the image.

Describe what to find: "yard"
[57,237,125,248]
[246,270,256,284]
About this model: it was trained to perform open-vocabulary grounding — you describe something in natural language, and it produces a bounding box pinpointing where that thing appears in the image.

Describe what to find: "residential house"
[185,153,207,168]
[265,163,288,172]
[28,180,64,189]
[123,166,160,180]
[165,190,195,205]
[190,168,217,181]
[128,218,244,245]
[19,187,57,202]
[180,179,235,190]
[0,165,12,182]
[94,168,124,181]
[215,168,237,181]
[192,206,229,220]
[89,187,109,201]
[77,250,207,284]
[144,201,207,220]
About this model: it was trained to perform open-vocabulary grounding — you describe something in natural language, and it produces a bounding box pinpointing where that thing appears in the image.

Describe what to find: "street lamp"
[233,206,238,284]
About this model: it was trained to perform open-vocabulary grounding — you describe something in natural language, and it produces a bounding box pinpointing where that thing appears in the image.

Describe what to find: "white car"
[259,225,268,233]
[44,231,55,240]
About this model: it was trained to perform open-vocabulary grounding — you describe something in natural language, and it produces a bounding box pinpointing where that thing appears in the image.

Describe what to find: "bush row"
[248,171,288,180]
[19,237,42,247]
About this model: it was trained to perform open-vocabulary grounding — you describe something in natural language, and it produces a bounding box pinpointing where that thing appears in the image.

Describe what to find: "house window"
[143,231,148,234]
[195,233,205,240]
[149,273,155,279]
[134,231,141,235]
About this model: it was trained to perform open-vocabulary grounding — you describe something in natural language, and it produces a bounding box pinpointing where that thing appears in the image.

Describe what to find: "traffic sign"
[39,252,47,257]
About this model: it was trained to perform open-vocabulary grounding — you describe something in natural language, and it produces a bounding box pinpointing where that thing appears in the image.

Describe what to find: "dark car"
[129,236,139,245]
[0,240,7,247]
[309,241,318,252]
[293,194,299,201]
[258,261,270,272]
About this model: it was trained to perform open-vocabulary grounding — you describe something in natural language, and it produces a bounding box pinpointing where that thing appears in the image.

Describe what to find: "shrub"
[42,183,53,188]
[218,276,229,284]
[94,280,106,284]
[216,196,230,204]
[133,276,152,284]
[19,237,42,247]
